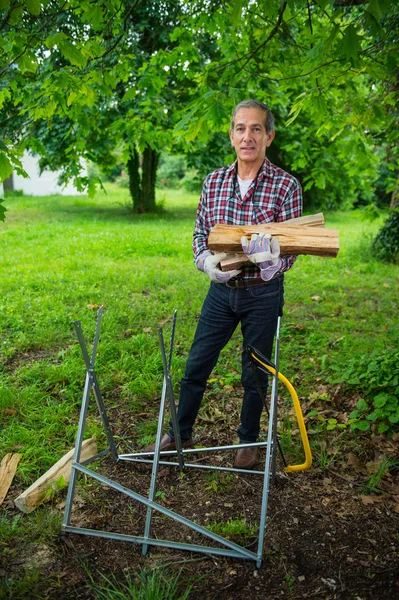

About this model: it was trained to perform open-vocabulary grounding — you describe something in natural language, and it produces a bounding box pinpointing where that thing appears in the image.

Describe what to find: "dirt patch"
[2,390,399,599]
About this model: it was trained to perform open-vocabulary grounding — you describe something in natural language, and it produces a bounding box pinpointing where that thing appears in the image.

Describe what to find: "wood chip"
[0,453,22,505]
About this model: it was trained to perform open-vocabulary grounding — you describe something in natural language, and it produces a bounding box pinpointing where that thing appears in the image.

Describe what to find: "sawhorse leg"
[142,311,185,555]
[63,308,118,529]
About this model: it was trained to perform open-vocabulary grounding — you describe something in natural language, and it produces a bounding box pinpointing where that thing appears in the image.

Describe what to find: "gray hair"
[230,100,275,133]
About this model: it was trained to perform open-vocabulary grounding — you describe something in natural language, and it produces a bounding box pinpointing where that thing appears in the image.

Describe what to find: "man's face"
[229,107,275,165]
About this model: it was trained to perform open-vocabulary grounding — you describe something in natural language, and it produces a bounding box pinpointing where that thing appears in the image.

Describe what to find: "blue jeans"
[170,277,284,443]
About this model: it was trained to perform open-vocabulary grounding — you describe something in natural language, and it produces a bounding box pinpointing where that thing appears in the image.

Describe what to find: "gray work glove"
[241,233,283,281]
[196,250,241,283]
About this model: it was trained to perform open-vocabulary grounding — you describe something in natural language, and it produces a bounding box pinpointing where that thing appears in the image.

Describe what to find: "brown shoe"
[142,434,192,454]
[234,446,258,469]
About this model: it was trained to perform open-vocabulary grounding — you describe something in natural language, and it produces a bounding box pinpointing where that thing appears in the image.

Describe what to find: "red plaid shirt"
[193,157,303,279]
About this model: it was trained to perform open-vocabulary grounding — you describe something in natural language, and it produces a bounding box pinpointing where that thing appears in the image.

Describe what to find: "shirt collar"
[227,157,273,180]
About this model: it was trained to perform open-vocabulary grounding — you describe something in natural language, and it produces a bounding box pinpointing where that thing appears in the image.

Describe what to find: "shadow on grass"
[4,196,197,224]
[55,203,197,223]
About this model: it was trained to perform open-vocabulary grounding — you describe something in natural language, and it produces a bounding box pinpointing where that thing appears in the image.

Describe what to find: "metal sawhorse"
[62,308,312,567]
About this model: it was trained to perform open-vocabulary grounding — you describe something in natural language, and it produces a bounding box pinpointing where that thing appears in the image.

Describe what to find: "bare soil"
[2,390,399,600]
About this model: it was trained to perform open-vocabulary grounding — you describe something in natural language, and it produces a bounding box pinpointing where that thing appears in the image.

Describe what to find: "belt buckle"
[227,278,240,288]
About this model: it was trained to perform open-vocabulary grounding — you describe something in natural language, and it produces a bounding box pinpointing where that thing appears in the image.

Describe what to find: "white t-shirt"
[237,175,253,199]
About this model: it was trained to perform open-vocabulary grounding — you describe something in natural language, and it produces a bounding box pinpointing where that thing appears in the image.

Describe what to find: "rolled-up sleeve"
[193,178,211,259]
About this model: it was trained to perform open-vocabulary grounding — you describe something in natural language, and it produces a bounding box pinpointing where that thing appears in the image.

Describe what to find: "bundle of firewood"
[207,213,339,271]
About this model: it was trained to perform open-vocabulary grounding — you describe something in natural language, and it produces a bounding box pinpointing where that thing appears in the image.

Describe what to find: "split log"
[210,215,339,271]
[271,212,325,228]
[14,438,97,513]
[218,213,330,270]
[0,453,21,506]
[209,223,339,257]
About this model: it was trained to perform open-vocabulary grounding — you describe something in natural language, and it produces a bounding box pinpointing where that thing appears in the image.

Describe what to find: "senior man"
[146,99,303,469]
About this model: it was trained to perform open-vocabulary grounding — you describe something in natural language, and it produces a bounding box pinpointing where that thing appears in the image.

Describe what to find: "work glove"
[196,250,241,283]
[241,233,283,281]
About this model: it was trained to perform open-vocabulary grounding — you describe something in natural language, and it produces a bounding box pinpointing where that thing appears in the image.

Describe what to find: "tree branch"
[333,0,368,6]
[215,1,288,75]
[85,0,140,68]
[0,1,70,78]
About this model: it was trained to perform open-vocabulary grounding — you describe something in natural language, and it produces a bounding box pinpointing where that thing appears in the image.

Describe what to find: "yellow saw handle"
[251,354,312,472]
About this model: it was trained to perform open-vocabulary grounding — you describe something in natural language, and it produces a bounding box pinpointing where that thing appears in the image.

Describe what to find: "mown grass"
[1,184,398,482]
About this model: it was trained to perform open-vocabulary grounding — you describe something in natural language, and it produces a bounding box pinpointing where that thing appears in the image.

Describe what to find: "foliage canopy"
[0,0,398,215]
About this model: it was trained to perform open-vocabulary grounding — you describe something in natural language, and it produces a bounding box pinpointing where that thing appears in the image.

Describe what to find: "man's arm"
[193,175,241,282]
[275,178,303,273]
[193,182,211,260]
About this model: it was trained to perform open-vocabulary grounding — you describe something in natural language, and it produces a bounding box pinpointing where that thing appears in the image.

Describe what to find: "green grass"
[88,567,193,600]
[206,517,259,542]
[1,184,398,597]
[1,185,398,482]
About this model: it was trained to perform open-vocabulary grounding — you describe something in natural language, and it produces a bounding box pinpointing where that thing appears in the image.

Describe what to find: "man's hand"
[241,233,282,281]
[196,250,241,283]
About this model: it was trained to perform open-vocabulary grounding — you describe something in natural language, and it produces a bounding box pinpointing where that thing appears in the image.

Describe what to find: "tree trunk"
[127,149,141,212]
[390,178,399,209]
[140,147,159,213]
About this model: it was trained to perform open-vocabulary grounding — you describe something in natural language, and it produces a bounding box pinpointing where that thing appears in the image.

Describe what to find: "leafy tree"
[1,0,397,218]
[0,0,138,214]
[171,0,398,210]
[0,0,211,213]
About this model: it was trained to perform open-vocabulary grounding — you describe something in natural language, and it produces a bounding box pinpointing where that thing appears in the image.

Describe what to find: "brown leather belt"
[225,278,268,289]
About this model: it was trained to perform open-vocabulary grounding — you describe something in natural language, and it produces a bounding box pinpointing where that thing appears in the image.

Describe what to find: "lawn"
[1,186,398,599]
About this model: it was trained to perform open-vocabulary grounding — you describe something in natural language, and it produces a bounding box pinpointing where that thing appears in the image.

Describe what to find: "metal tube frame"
[62,310,283,567]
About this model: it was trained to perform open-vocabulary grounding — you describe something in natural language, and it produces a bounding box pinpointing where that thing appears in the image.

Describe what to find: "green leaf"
[315,171,326,190]
[341,25,362,59]
[363,10,384,36]
[122,88,136,102]
[306,410,319,418]
[9,4,23,24]
[45,32,67,49]
[104,72,117,89]
[282,5,292,22]
[377,422,389,434]
[356,398,369,411]
[367,0,383,23]
[325,24,340,48]
[0,200,6,221]
[314,0,329,8]
[373,393,388,408]
[366,411,379,421]
[85,5,104,29]
[25,0,41,16]
[0,89,11,110]
[388,407,399,424]
[0,151,13,181]
[87,179,97,198]
[231,0,244,26]
[17,53,38,74]
[356,420,370,431]
[59,40,87,68]
[0,0,10,10]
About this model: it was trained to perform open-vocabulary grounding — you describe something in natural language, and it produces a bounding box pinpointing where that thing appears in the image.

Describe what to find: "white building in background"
[3,152,85,196]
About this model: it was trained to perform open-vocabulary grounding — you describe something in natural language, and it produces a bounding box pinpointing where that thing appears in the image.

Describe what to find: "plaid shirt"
[193,157,303,279]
